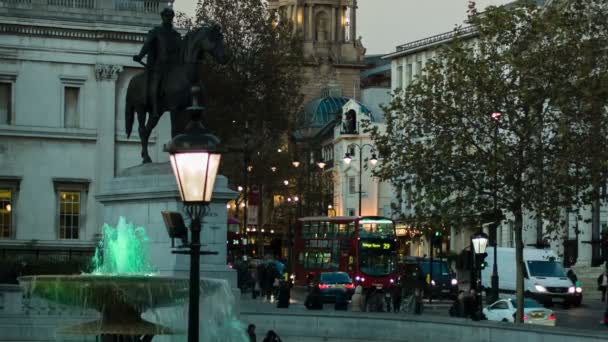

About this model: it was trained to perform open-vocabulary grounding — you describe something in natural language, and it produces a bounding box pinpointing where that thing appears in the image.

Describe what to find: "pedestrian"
[406,288,423,314]
[257,263,267,300]
[384,290,392,312]
[465,289,480,320]
[598,269,608,302]
[247,324,256,342]
[567,269,578,285]
[305,285,323,310]
[250,268,259,299]
[262,330,282,342]
[449,291,466,318]
[392,282,403,313]
[335,290,348,310]
[351,285,364,312]
[276,280,290,308]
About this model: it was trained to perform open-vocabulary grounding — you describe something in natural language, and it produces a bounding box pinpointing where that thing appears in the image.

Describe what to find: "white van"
[481,247,582,307]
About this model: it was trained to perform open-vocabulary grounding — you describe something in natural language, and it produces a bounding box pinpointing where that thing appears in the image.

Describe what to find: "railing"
[1,0,163,17]
[113,0,159,13]
[0,0,32,6]
[396,26,477,52]
[47,0,95,9]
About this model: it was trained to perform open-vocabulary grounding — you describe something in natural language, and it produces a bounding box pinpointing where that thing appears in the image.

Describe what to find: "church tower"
[268,0,367,102]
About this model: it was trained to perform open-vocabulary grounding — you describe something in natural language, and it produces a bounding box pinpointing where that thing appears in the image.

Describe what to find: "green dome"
[300,96,374,129]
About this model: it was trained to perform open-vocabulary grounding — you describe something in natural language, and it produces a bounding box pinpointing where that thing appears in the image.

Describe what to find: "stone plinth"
[96,162,237,287]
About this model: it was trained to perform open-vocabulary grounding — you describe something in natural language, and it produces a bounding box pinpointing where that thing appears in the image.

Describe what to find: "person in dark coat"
[262,330,282,342]
[449,291,466,317]
[305,285,323,310]
[392,283,403,313]
[247,324,256,342]
[256,263,267,300]
[334,290,348,310]
[276,280,291,308]
[464,289,480,320]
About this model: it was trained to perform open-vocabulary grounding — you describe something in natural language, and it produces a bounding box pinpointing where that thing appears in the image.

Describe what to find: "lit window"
[0,189,12,238]
[54,178,89,240]
[59,191,80,239]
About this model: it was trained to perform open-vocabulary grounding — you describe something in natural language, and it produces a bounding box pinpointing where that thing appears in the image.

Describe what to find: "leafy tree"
[177,0,305,232]
[368,1,589,321]
[549,0,608,266]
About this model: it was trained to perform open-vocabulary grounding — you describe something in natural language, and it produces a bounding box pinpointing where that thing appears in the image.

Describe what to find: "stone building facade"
[0,0,173,260]
[268,0,367,102]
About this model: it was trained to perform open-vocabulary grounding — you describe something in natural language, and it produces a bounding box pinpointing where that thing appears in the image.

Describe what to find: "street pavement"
[240,286,608,332]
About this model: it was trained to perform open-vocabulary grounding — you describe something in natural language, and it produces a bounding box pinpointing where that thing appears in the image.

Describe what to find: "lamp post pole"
[491,112,501,303]
[343,143,377,216]
[187,206,203,342]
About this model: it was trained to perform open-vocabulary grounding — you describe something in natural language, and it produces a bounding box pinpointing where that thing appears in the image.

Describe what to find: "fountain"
[18,217,247,342]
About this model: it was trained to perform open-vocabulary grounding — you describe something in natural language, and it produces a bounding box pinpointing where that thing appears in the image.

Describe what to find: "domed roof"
[300,96,375,129]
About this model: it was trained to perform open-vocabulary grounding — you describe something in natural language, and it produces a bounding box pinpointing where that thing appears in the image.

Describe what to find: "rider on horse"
[132,4,182,119]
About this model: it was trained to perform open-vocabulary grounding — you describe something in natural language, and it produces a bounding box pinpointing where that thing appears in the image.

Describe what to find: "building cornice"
[0,22,147,43]
[383,26,478,60]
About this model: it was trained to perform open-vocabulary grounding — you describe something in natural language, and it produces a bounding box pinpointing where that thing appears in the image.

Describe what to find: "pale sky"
[173,0,512,55]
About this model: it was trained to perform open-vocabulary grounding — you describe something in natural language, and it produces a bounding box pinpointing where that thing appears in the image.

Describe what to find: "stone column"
[331,6,337,41]
[292,3,298,34]
[350,0,357,42]
[308,4,314,40]
[94,63,122,229]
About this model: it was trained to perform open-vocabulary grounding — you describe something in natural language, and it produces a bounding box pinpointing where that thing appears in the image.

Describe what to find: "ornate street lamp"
[472,232,489,254]
[471,231,489,307]
[370,153,378,166]
[165,86,221,342]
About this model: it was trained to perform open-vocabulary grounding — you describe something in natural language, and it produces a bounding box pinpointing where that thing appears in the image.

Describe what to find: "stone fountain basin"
[19,274,189,310]
[19,274,191,336]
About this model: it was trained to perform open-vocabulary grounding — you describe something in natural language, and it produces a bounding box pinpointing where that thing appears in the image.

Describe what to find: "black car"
[418,260,458,299]
[399,257,458,299]
[310,272,356,302]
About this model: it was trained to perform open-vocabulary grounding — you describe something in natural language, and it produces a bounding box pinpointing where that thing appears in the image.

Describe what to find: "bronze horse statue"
[125,24,227,163]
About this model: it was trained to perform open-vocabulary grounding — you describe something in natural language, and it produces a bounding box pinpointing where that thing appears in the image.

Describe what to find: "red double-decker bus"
[293,216,398,289]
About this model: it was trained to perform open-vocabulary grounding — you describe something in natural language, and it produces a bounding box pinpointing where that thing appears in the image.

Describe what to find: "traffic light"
[476,252,488,270]
[433,230,443,245]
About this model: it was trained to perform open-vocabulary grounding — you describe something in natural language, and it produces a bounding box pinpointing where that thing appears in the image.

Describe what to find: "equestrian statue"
[126,5,227,163]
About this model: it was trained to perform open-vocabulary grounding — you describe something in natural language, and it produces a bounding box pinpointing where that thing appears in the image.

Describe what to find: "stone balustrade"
[0,0,164,27]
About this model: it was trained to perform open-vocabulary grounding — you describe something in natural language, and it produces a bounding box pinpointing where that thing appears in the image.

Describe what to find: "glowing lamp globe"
[165,123,221,204]
[472,232,489,254]
[343,153,352,165]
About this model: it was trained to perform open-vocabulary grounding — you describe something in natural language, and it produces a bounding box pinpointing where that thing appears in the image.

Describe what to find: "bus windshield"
[358,219,395,239]
[359,249,396,276]
[527,260,567,277]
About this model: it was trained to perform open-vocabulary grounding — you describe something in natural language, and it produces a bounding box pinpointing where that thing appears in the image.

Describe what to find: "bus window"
[300,251,334,269]
[328,222,337,237]
[359,220,395,238]
[348,222,355,235]
[303,222,311,238]
[319,221,328,238]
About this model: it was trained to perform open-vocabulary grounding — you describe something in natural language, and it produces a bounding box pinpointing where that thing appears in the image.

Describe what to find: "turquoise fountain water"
[91,217,157,275]
[18,216,247,342]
